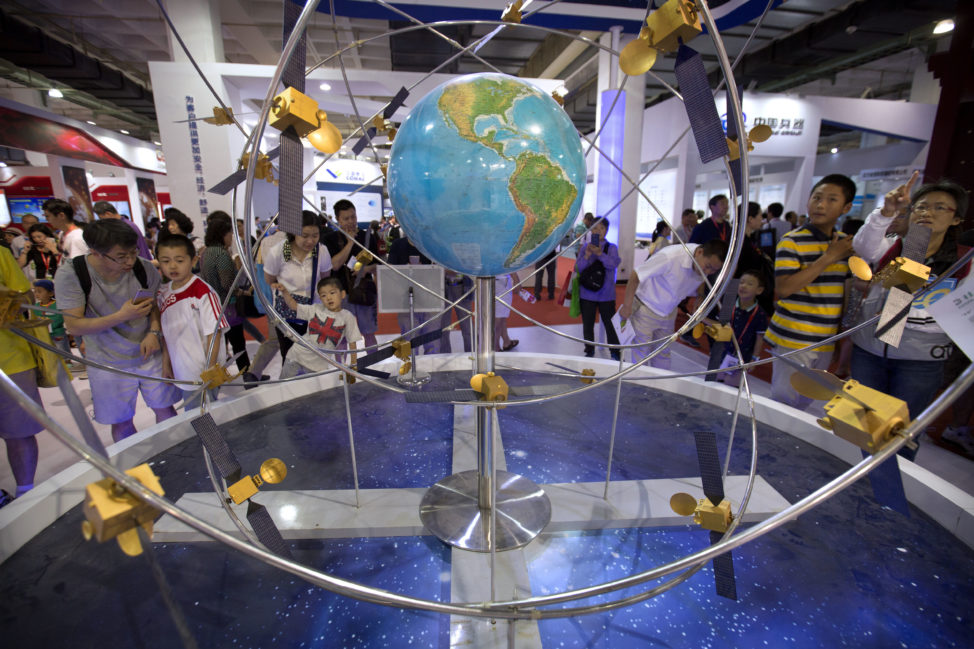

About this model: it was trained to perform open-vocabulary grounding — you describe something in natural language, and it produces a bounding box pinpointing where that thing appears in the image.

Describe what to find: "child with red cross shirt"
[273,276,361,378]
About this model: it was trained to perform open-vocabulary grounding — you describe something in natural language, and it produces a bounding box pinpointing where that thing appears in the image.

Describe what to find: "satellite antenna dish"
[748,124,773,143]
[790,367,846,402]
[848,256,873,281]
[619,32,657,76]
[307,111,343,153]
[670,492,697,517]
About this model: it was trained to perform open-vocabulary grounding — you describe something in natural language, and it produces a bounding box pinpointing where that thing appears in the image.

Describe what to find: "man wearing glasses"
[55,220,180,441]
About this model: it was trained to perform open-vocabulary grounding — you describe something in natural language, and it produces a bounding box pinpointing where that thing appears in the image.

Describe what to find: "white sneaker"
[941,426,974,455]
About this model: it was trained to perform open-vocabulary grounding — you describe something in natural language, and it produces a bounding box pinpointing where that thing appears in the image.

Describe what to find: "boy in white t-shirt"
[272,276,361,378]
[155,234,229,409]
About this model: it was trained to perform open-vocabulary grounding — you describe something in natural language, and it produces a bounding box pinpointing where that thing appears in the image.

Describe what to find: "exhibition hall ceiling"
[0,0,959,143]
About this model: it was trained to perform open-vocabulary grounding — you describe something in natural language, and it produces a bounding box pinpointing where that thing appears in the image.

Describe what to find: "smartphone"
[590,233,600,246]
[133,288,154,303]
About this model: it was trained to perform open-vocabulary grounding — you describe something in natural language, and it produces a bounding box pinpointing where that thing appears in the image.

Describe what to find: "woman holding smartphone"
[17,224,61,279]
[575,217,621,359]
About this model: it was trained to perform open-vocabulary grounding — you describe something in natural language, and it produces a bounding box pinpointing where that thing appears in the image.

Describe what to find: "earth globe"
[387,72,586,277]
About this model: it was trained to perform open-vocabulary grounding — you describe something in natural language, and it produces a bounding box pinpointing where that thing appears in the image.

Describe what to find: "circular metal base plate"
[397,370,431,387]
[419,469,552,552]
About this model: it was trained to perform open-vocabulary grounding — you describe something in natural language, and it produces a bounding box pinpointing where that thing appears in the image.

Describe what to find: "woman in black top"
[199,213,250,372]
[17,224,61,279]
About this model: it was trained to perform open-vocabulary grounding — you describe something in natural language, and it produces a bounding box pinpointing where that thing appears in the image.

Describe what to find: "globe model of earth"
[387,72,586,277]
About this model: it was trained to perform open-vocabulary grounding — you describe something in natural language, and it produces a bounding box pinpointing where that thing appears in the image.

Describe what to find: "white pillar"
[149,61,235,232]
[161,0,224,63]
[595,30,645,281]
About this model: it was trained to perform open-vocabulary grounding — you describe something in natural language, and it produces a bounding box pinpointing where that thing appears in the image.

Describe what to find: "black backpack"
[578,243,608,292]
[72,255,148,315]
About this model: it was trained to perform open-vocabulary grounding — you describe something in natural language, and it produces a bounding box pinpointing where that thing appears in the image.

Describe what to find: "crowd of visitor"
[1,173,972,506]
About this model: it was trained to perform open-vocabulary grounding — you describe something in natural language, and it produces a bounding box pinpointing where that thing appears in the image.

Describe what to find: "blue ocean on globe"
[388,72,585,277]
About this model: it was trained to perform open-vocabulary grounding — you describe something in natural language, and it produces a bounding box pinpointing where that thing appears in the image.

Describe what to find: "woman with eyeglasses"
[849,175,970,459]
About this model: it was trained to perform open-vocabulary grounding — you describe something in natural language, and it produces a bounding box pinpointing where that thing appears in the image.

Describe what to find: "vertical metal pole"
[609,25,622,89]
[489,406,498,599]
[602,353,625,499]
[475,277,495,511]
[341,376,361,507]
[723,379,745,480]
[408,286,419,381]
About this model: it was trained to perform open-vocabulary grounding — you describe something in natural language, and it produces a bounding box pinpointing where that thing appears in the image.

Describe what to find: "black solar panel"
[717,279,740,323]
[208,146,281,196]
[278,1,307,237]
[247,501,292,559]
[710,530,738,600]
[403,389,480,403]
[694,430,724,505]
[675,45,730,164]
[900,224,931,263]
[191,414,242,483]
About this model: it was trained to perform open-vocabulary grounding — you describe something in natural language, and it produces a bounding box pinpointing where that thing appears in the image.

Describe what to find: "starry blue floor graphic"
[1,372,972,648]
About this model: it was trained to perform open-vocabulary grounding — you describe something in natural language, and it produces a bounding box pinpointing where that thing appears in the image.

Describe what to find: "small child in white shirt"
[155,234,229,409]
[272,276,362,378]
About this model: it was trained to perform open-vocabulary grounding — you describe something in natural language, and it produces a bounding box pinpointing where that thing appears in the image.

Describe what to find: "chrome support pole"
[341,374,361,508]
[418,277,550,551]
[603,353,625,500]
[476,277,496,510]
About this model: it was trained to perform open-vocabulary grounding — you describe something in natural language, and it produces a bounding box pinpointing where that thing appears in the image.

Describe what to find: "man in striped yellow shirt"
[765,174,856,409]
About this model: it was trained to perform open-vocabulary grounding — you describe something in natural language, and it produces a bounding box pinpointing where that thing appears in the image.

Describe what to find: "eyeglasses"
[102,250,139,264]
[912,203,956,216]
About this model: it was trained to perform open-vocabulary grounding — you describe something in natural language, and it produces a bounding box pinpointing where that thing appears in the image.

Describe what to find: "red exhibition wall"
[0,106,126,167]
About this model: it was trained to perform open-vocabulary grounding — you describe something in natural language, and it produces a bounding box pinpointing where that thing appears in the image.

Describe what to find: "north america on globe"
[388,72,585,277]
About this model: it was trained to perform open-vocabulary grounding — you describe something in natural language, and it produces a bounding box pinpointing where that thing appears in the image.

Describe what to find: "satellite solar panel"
[694,430,724,505]
[876,286,912,347]
[278,1,308,237]
[674,45,729,164]
[861,450,911,516]
[358,368,392,379]
[208,146,281,196]
[356,345,396,370]
[191,414,242,483]
[351,128,377,156]
[710,530,738,600]
[717,279,740,323]
[247,501,292,558]
[900,224,931,264]
[403,389,480,403]
[384,87,410,119]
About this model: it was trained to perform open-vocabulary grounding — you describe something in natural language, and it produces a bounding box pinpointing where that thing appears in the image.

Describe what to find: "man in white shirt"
[43,198,89,261]
[619,239,728,368]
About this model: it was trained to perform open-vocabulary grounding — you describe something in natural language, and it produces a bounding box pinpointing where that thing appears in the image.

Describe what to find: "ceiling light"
[86,120,96,126]
[319,82,332,92]
[933,19,954,35]
[48,88,63,98]
[153,140,162,146]
[120,129,130,135]
[830,147,839,154]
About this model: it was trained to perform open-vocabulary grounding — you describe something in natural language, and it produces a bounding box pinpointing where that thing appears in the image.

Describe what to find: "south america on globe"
[388,73,586,277]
